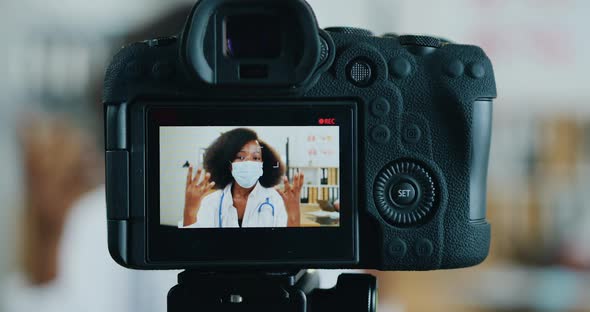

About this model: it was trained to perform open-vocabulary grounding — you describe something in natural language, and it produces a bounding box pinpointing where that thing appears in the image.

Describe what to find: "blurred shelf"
[302,185,338,188]
[448,263,590,310]
[290,166,338,169]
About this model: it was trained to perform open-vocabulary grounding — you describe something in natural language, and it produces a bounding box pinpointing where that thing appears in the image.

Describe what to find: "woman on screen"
[180,128,303,228]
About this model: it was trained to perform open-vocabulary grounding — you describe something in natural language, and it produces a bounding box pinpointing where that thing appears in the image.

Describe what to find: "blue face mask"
[231,161,263,188]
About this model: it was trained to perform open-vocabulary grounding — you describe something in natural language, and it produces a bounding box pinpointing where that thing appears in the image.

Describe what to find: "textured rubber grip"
[398,35,443,48]
[325,27,374,36]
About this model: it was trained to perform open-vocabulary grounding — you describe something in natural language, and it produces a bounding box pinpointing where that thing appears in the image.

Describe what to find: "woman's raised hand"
[183,167,215,226]
[277,172,304,227]
[19,115,101,284]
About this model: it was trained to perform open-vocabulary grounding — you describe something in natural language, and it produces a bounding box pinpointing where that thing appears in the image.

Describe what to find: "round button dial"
[374,161,436,226]
[389,181,417,206]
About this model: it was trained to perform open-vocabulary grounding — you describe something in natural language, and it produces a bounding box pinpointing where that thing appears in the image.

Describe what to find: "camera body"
[104,0,496,271]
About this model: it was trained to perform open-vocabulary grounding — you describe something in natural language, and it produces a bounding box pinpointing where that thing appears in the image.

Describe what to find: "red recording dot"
[318,118,325,125]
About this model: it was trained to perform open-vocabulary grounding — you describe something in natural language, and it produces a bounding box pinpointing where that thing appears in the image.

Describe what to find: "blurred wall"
[0,0,188,279]
[395,0,590,113]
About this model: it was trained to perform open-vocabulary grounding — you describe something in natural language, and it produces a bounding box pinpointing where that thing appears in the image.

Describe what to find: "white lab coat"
[180,181,288,228]
[0,186,178,312]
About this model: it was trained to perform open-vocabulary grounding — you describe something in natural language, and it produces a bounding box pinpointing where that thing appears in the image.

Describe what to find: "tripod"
[168,270,377,311]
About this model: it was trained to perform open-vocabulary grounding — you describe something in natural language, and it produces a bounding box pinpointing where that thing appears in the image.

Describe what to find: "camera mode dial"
[374,161,436,226]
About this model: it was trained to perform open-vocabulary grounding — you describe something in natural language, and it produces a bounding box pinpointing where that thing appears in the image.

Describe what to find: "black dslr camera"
[104,0,496,310]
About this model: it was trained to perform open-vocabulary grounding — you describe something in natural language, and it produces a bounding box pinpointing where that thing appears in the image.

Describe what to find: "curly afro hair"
[203,128,285,189]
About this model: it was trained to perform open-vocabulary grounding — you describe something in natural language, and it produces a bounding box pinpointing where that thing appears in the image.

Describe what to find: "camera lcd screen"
[146,102,356,264]
[159,125,341,228]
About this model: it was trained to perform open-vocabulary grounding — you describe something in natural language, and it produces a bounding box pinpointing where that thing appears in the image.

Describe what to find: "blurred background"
[1,0,590,311]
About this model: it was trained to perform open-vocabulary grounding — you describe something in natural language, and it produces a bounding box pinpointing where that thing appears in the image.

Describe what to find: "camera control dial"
[398,35,444,48]
[374,161,436,226]
[325,27,373,36]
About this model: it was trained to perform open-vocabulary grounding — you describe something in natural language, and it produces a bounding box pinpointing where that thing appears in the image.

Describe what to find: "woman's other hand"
[19,115,101,284]
[277,172,304,227]
[333,199,340,211]
[183,167,215,226]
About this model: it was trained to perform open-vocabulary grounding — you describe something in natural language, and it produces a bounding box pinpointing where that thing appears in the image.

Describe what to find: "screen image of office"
[159,126,340,228]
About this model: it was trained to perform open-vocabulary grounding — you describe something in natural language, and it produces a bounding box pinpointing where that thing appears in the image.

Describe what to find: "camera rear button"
[347,58,374,87]
[445,59,464,78]
[468,62,486,79]
[390,57,412,79]
[402,124,422,144]
[370,97,391,117]
[415,239,434,257]
[370,125,391,144]
[388,239,408,258]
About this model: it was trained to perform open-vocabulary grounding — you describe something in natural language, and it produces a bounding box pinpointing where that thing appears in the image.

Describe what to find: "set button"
[389,181,417,206]
[373,161,436,226]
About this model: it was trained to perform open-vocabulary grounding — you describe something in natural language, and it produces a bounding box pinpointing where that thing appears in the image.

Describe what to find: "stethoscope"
[218,191,275,228]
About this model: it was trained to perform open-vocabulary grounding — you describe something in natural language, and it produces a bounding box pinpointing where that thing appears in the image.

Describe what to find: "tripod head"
[168,270,377,312]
